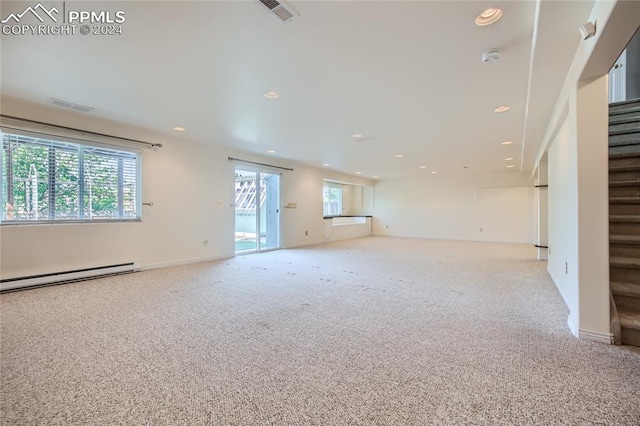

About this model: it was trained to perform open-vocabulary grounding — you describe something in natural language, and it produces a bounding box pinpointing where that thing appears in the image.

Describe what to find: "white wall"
[342,183,365,216]
[371,172,534,243]
[321,181,369,217]
[546,78,610,341]
[547,114,579,325]
[575,76,610,336]
[0,98,373,279]
[535,0,640,342]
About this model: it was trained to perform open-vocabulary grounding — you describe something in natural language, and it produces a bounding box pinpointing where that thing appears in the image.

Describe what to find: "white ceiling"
[0,0,595,180]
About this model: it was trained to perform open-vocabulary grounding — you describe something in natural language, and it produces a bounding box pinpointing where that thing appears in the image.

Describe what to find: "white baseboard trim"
[323,234,372,243]
[141,254,231,271]
[370,233,533,245]
[578,328,613,344]
[282,240,324,249]
[284,235,372,249]
[567,315,613,344]
[567,315,579,338]
[145,236,375,269]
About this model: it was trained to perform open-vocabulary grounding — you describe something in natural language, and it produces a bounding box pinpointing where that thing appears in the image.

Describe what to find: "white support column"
[536,157,549,260]
[575,75,611,342]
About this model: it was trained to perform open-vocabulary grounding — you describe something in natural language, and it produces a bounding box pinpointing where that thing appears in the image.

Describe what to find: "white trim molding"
[578,329,614,344]
[567,315,613,344]
[141,255,231,271]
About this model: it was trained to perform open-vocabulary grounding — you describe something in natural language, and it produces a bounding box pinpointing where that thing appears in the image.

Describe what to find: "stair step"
[611,266,640,285]
[619,311,640,330]
[609,244,640,258]
[609,132,640,148]
[610,111,640,125]
[610,235,640,244]
[608,154,640,170]
[612,281,640,298]
[609,151,640,160]
[610,215,640,223]
[610,176,640,185]
[610,98,640,114]
[609,203,640,215]
[610,189,640,198]
[610,257,640,269]
[609,122,640,135]
[609,197,640,204]
[609,222,640,237]
[609,164,640,173]
[609,146,640,157]
[610,105,640,117]
[609,180,640,187]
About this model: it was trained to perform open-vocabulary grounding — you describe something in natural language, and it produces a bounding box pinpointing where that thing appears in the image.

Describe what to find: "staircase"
[609,98,640,346]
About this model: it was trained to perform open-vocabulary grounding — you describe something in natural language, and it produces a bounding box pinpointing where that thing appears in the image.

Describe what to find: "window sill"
[1,219,142,226]
[323,215,372,219]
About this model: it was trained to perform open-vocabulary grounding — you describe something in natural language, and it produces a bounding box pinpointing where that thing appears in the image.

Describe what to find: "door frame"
[234,166,281,254]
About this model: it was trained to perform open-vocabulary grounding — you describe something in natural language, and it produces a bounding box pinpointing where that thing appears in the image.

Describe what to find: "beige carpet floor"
[1,237,639,425]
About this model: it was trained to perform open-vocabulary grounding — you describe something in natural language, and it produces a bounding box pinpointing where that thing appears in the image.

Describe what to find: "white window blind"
[1,131,141,223]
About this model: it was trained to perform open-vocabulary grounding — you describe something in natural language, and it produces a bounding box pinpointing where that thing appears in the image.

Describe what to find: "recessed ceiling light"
[505,157,514,161]
[475,8,503,26]
[267,150,276,153]
[431,171,438,174]
[507,165,515,168]
[419,165,427,169]
[322,163,330,167]
[494,106,510,113]
[173,126,186,132]
[352,133,363,139]
[501,141,513,145]
[356,171,362,174]
[264,91,280,99]
[395,154,404,158]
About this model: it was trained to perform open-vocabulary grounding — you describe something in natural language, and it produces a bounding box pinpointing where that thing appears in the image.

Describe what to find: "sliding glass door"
[234,167,280,253]
[260,172,280,250]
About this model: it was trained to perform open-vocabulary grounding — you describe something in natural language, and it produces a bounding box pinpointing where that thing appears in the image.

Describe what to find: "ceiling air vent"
[50,98,94,113]
[258,0,298,23]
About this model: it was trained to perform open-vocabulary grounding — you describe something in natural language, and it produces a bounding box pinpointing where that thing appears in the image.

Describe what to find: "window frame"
[1,128,142,225]
[322,183,343,217]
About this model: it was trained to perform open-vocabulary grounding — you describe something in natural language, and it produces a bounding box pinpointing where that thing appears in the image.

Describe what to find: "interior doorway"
[234,167,280,253]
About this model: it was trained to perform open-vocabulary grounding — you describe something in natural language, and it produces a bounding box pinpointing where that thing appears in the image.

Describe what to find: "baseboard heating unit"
[0,262,141,293]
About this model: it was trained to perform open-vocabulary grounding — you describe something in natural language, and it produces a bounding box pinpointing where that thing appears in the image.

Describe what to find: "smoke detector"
[258,0,298,23]
[481,49,501,63]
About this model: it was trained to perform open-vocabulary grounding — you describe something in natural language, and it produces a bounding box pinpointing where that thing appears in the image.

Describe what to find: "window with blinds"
[1,131,141,223]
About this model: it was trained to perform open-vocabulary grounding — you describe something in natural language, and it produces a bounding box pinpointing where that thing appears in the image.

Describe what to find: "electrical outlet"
[203,239,209,247]
[565,261,568,274]
[305,230,308,236]
[480,227,483,232]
